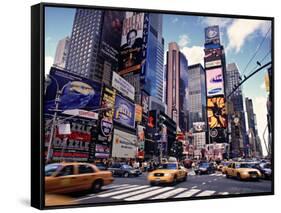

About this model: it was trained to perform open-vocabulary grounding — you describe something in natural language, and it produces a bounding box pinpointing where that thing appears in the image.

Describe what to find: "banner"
[206,67,224,97]
[112,72,135,100]
[205,60,222,69]
[112,129,138,158]
[45,68,101,113]
[118,13,145,75]
[135,104,143,122]
[114,95,135,128]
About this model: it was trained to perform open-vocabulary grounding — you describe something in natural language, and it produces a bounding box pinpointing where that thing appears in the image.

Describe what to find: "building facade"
[225,63,248,157]
[53,36,70,69]
[187,63,207,130]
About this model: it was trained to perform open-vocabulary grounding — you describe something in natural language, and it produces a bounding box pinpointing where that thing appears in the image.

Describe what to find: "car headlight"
[148,173,154,176]
[164,173,173,177]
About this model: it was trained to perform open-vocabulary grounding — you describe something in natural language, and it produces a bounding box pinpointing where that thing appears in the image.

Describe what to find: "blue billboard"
[114,95,135,128]
[44,67,101,113]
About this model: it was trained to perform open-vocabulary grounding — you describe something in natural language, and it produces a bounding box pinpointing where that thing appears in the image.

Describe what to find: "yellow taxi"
[45,162,114,194]
[147,162,188,186]
[225,162,261,180]
[219,161,231,173]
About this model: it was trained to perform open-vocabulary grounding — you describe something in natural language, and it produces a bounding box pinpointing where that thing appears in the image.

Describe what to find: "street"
[68,171,272,204]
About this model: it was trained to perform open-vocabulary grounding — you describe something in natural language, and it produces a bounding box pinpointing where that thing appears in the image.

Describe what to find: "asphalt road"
[67,171,272,205]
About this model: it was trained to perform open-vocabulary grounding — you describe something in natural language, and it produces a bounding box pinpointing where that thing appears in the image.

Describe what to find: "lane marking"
[150,188,187,200]
[218,192,229,195]
[196,190,216,197]
[191,186,198,189]
[112,186,160,199]
[125,187,174,201]
[174,189,201,198]
[103,184,129,190]
[97,185,148,198]
[202,182,206,185]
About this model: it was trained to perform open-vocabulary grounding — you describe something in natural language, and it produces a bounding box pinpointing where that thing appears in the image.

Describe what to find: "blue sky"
[45,7,272,155]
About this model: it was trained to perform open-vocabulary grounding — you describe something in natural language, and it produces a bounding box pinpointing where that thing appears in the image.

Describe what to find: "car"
[195,162,216,175]
[219,161,231,173]
[147,162,188,186]
[254,162,272,179]
[95,162,107,171]
[225,162,261,180]
[45,162,114,194]
[108,163,142,177]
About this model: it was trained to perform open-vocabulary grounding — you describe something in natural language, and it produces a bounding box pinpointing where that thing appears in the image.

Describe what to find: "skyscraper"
[226,63,248,157]
[187,63,207,129]
[65,9,125,83]
[245,97,262,157]
[166,42,180,126]
[53,36,70,69]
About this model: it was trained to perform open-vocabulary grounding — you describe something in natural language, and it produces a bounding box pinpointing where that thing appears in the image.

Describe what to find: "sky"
[45,7,272,156]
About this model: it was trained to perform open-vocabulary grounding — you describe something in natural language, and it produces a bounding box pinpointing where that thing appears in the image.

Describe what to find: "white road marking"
[125,187,174,201]
[174,189,201,198]
[191,186,198,189]
[196,190,216,197]
[202,182,206,185]
[150,188,187,199]
[218,192,229,195]
[97,185,148,198]
[103,184,129,190]
[112,186,160,199]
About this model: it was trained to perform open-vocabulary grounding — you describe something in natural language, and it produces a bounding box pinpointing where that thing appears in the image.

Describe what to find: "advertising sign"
[206,68,224,97]
[112,129,138,158]
[204,48,222,61]
[119,13,145,75]
[207,97,227,128]
[45,68,101,113]
[141,91,149,116]
[49,122,92,162]
[135,104,143,122]
[95,144,110,158]
[114,95,135,128]
[62,109,99,120]
[112,72,135,100]
[205,25,220,44]
[205,60,222,69]
[193,122,206,132]
[100,11,125,63]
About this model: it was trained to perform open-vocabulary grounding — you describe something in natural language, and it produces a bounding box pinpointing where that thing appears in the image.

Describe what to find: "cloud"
[172,17,178,23]
[45,56,54,74]
[226,19,271,53]
[181,46,205,66]
[178,34,190,48]
[46,36,52,41]
[200,17,232,28]
[252,96,268,156]
[260,82,266,90]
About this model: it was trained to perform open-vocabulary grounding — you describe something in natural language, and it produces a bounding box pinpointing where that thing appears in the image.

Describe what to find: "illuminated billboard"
[205,25,220,44]
[207,96,227,128]
[114,95,136,128]
[206,67,224,97]
[118,13,145,75]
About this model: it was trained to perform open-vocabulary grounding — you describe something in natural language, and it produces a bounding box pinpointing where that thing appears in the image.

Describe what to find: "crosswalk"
[75,183,230,202]
[188,172,225,177]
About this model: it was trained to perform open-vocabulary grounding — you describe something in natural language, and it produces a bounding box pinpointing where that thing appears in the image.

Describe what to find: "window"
[78,164,94,174]
[57,165,74,177]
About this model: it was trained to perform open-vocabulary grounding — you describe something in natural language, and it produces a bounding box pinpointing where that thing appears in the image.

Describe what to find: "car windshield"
[263,163,271,169]
[159,163,177,170]
[237,163,255,168]
[45,164,62,176]
[199,163,209,168]
[122,165,132,169]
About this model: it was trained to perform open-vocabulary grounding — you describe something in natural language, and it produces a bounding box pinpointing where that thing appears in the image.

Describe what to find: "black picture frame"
[31,2,274,210]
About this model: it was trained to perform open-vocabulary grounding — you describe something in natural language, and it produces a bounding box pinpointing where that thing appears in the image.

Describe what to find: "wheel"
[123,172,129,178]
[226,172,230,178]
[92,180,103,192]
[237,173,242,181]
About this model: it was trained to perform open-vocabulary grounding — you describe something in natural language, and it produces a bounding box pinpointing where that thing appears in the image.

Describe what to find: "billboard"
[100,11,125,63]
[95,144,110,158]
[112,72,135,100]
[206,68,224,97]
[205,60,222,69]
[207,96,227,128]
[45,68,101,113]
[205,25,220,44]
[114,95,136,128]
[193,122,206,132]
[135,104,143,122]
[112,129,138,158]
[204,48,222,62]
[47,122,92,162]
[118,13,145,75]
